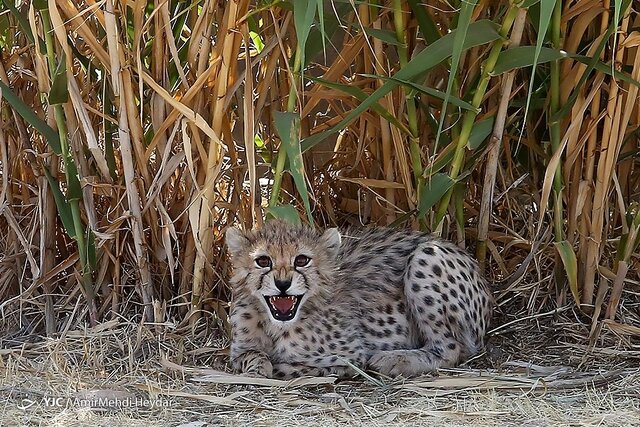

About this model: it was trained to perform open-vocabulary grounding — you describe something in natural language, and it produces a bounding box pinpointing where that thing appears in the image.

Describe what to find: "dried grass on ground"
[2,312,639,427]
[1,0,639,334]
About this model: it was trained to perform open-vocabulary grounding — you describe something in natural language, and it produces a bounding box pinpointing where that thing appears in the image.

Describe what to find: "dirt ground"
[1,317,639,427]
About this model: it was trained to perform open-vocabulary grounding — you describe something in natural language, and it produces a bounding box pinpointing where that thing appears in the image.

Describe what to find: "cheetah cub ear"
[320,228,341,259]
[225,227,249,259]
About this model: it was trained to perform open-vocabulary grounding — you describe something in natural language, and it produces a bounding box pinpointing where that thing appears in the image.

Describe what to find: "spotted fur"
[225,220,493,378]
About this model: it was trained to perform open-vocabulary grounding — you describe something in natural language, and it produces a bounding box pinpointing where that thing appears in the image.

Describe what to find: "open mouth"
[264,295,303,321]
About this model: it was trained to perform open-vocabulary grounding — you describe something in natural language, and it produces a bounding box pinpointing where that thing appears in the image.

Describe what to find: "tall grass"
[0,0,638,335]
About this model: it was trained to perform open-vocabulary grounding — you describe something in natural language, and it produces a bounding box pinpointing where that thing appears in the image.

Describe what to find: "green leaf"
[0,0,35,44]
[494,46,568,75]
[249,31,265,54]
[49,54,69,105]
[361,74,477,111]
[522,0,558,123]
[171,1,191,43]
[468,117,495,150]
[434,0,478,152]
[293,0,317,70]
[574,54,640,89]
[315,0,325,55]
[555,241,580,306]
[0,80,61,154]
[273,111,313,223]
[520,0,541,7]
[626,202,640,229]
[309,77,409,133]
[67,35,93,71]
[33,0,48,10]
[0,13,9,41]
[301,20,501,152]
[618,202,640,262]
[421,146,455,177]
[86,228,97,270]
[43,165,76,238]
[65,157,83,201]
[304,1,348,64]
[363,27,401,45]
[418,173,456,217]
[388,210,418,228]
[395,20,499,82]
[266,204,302,226]
[247,16,265,54]
[613,0,622,74]
[495,45,640,90]
[551,0,633,121]
[407,0,440,44]
[254,134,266,148]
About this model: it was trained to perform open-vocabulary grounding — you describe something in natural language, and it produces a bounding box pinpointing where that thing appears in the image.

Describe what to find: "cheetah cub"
[226,220,493,378]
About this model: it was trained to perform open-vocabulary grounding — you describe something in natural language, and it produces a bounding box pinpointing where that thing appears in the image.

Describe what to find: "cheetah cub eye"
[255,256,272,268]
[294,255,310,267]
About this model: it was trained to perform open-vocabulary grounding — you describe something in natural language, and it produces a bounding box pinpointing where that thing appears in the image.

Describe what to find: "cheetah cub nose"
[274,279,292,293]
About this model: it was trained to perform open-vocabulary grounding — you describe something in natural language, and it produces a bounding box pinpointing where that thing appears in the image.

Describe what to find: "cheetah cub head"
[226,220,341,323]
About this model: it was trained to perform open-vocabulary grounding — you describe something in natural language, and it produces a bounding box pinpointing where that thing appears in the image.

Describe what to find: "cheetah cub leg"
[234,350,273,378]
[367,332,461,378]
[273,363,354,379]
[273,354,360,378]
[369,242,489,377]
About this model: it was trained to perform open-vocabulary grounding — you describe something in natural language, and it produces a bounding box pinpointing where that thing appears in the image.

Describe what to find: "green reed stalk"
[393,0,423,188]
[549,0,567,300]
[41,7,96,324]
[549,0,564,243]
[268,40,303,208]
[433,5,520,228]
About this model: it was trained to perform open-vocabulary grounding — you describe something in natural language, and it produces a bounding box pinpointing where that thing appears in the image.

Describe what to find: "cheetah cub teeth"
[266,295,302,321]
[226,220,493,379]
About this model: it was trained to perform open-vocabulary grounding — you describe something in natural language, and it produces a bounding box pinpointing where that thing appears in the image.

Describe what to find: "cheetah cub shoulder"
[226,220,493,378]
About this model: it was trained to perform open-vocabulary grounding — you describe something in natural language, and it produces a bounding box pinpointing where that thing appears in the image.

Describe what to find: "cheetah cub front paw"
[368,350,441,378]
[237,351,273,378]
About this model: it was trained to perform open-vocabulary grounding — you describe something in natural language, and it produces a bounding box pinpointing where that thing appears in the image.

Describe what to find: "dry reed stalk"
[242,28,258,228]
[371,8,397,224]
[99,0,154,322]
[188,0,247,324]
[477,8,528,271]
[583,3,634,308]
[604,34,640,318]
